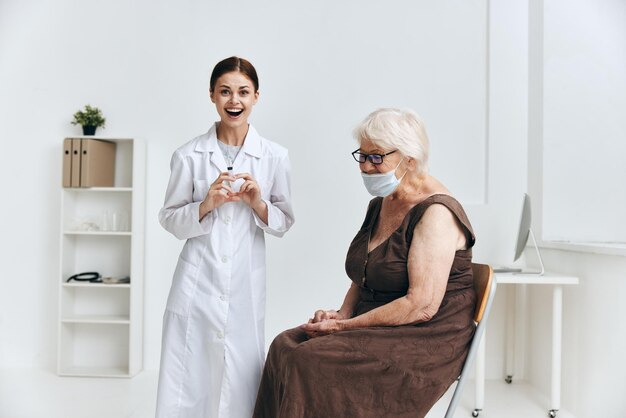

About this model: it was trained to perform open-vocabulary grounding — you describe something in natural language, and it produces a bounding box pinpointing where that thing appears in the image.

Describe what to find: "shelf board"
[63,230,132,236]
[62,282,131,289]
[65,136,134,141]
[57,366,130,378]
[61,315,130,324]
[63,187,132,192]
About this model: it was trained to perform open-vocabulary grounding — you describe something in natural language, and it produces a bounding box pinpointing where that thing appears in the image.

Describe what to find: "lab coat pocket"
[193,179,212,202]
[165,257,199,316]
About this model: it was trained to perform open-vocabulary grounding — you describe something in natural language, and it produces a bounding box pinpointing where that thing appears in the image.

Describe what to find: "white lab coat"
[156,123,294,418]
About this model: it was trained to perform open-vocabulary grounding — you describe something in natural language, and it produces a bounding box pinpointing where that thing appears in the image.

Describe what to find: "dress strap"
[359,197,383,230]
[406,194,476,248]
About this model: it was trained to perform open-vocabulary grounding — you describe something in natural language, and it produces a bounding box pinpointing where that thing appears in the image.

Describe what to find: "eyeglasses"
[351,149,397,165]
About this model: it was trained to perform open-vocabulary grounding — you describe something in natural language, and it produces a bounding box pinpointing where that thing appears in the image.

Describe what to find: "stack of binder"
[63,138,116,187]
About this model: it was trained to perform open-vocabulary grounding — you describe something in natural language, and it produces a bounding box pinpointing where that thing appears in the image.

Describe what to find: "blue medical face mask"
[361,159,406,197]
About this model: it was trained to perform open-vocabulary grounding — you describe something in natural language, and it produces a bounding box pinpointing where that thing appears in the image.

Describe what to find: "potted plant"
[71,105,106,135]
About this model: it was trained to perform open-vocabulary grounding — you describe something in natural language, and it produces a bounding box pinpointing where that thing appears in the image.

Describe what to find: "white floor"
[0,368,575,418]
[427,379,575,418]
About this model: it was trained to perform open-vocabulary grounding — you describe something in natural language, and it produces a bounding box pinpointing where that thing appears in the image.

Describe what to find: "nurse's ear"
[209,89,216,103]
[253,90,259,105]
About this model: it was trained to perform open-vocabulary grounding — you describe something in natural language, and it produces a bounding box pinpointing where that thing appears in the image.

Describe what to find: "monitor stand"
[494,229,546,275]
[514,228,545,275]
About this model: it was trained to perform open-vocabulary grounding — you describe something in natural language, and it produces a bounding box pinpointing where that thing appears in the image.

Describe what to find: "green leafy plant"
[71,104,106,128]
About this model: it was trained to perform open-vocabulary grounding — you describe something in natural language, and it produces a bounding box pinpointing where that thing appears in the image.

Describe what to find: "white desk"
[474,272,579,418]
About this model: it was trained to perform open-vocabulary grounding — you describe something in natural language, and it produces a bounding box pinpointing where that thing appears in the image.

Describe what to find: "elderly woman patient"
[253,108,477,418]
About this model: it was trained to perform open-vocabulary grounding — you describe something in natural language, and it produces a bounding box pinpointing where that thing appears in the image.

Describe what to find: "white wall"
[542,0,626,243]
[2,0,521,371]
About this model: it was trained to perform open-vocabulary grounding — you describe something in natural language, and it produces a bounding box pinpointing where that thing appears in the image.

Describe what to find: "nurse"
[156,56,295,418]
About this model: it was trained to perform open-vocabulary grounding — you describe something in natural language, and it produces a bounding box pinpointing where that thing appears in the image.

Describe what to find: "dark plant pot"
[82,125,97,135]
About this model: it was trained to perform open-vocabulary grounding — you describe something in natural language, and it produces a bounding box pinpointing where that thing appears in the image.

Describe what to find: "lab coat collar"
[195,122,263,159]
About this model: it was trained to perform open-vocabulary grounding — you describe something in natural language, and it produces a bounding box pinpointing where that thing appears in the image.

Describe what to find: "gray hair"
[353,108,430,175]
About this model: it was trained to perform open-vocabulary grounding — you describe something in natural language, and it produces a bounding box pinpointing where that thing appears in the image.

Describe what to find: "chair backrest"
[472,262,494,324]
[444,262,496,418]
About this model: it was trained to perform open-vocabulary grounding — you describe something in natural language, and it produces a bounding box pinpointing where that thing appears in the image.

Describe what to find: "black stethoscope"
[66,272,101,282]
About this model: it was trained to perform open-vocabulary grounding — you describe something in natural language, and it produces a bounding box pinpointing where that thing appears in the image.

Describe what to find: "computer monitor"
[513,193,545,275]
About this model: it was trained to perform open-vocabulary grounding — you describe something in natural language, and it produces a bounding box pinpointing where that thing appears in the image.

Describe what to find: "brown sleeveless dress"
[253,194,477,418]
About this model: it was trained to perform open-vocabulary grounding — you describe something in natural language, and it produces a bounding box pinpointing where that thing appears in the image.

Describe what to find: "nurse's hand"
[199,172,240,218]
[234,173,269,224]
[234,173,262,207]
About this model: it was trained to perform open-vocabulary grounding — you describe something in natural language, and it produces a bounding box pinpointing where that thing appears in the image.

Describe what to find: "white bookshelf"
[57,137,145,378]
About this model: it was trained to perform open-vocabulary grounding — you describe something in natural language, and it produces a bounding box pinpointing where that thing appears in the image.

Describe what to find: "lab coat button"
[224,216,231,224]
[221,256,228,263]
[217,331,224,339]
[220,295,227,301]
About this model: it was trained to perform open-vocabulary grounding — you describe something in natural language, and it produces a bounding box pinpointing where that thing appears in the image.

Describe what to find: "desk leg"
[505,284,515,383]
[515,284,528,380]
[550,285,563,417]
[475,325,486,415]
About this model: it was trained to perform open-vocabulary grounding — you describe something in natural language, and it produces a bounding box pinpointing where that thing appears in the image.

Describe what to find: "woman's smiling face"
[210,71,259,129]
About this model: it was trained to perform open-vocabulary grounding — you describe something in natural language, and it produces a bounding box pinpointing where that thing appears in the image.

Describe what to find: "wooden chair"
[444,263,496,418]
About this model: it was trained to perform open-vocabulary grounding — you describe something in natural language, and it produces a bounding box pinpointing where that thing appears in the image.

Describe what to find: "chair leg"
[475,326,486,412]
